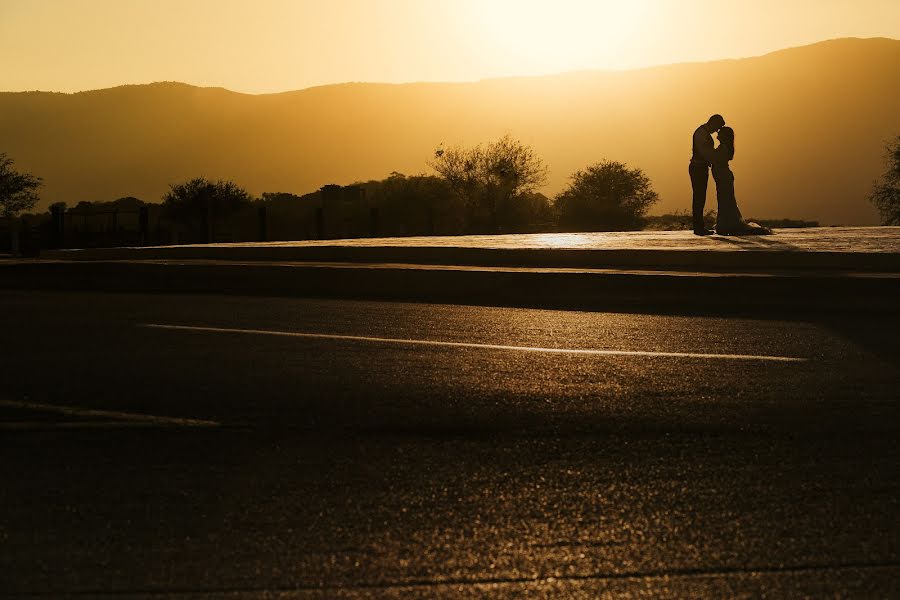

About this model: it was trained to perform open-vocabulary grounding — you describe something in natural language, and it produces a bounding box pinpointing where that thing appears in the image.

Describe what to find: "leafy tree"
[494,190,554,232]
[107,196,146,210]
[520,191,555,228]
[162,178,251,242]
[371,172,462,235]
[555,160,660,231]
[0,153,42,219]
[430,135,548,232]
[48,201,68,215]
[868,135,900,225]
[261,192,305,205]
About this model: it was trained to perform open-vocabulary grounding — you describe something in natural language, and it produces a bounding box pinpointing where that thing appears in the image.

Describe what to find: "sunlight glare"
[529,233,599,248]
[474,0,656,73]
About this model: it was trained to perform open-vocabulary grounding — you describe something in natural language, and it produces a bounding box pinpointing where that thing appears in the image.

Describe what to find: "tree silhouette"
[555,161,659,231]
[162,178,251,242]
[868,135,900,226]
[372,172,461,235]
[0,153,42,219]
[431,135,548,232]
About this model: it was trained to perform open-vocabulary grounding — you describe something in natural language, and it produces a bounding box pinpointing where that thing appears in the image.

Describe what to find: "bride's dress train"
[712,164,771,235]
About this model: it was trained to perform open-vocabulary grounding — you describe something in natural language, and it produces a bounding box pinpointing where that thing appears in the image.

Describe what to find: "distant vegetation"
[644,211,711,231]
[430,135,550,233]
[556,161,659,231]
[162,178,253,243]
[747,218,820,229]
[868,135,900,226]
[645,213,819,231]
[364,174,463,236]
[0,134,837,252]
[0,153,42,219]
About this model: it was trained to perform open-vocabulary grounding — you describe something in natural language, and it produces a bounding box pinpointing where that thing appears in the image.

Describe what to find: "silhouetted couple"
[690,114,771,236]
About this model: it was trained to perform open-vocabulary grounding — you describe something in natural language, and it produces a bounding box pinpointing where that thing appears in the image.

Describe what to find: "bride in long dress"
[713,127,771,235]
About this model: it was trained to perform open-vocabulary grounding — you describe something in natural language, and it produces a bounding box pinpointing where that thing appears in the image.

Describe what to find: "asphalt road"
[1,291,898,598]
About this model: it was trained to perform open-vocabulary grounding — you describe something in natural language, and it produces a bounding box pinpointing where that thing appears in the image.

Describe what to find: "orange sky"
[1,0,899,93]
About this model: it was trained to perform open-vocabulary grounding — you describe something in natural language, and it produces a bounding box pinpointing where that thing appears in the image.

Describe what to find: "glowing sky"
[1,0,898,93]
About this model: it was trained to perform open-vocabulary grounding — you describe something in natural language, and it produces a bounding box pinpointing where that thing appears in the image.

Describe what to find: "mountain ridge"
[7,36,896,97]
[1,37,898,225]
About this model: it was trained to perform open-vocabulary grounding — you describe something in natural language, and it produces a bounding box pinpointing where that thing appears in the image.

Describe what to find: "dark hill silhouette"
[1,37,898,225]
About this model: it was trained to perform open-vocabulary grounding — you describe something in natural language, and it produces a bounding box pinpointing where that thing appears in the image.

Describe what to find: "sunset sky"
[1,0,898,94]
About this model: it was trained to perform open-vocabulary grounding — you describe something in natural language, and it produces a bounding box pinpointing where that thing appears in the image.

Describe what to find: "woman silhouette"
[713,127,771,235]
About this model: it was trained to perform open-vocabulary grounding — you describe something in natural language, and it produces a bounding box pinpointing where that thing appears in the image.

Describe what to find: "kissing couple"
[689,114,771,236]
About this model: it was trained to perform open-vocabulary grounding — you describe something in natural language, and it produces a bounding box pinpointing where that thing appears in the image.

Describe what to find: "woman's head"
[717,126,735,146]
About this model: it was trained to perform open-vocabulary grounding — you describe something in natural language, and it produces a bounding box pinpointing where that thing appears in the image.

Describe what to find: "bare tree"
[0,153,42,219]
[868,135,900,225]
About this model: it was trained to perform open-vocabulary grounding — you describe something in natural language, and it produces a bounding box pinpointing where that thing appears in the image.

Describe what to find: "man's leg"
[689,164,709,233]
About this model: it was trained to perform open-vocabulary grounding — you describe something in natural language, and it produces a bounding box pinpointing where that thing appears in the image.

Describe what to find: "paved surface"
[9,228,900,314]
[47,226,900,253]
[39,227,900,274]
[1,291,899,598]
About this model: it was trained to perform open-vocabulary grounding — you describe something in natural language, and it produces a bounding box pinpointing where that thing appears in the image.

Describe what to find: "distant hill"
[1,37,898,225]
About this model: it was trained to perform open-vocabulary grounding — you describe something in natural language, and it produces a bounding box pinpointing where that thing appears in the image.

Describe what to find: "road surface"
[1,291,898,598]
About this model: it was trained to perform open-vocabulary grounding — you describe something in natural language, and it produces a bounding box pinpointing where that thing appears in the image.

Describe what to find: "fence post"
[370,207,379,237]
[258,205,268,242]
[206,197,214,243]
[139,206,149,246]
[10,220,20,256]
[315,207,324,240]
[50,204,64,249]
[19,217,40,257]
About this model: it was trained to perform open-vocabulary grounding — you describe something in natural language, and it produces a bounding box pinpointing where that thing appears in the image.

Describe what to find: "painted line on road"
[0,421,219,431]
[0,399,221,429]
[141,323,808,363]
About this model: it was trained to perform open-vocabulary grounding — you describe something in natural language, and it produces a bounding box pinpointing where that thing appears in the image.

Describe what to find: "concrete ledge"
[39,245,900,273]
[17,228,900,312]
[39,227,900,273]
[2,260,898,314]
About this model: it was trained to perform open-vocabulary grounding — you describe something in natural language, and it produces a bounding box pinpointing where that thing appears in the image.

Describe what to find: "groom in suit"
[689,114,726,235]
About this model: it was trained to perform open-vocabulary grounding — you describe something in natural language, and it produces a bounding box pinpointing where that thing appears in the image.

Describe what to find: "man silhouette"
[689,114,726,235]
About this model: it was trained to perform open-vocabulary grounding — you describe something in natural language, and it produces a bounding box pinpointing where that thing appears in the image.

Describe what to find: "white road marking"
[141,323,808,363]
[0,421,215,431]
[0,399,221,429]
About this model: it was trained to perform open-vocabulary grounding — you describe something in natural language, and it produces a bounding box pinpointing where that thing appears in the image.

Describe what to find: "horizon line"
[1,35,896,97]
